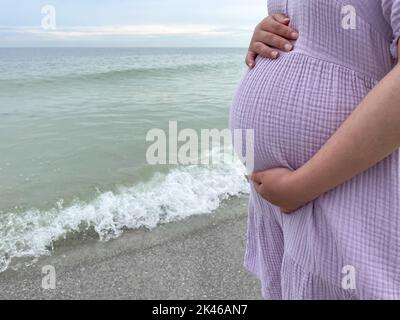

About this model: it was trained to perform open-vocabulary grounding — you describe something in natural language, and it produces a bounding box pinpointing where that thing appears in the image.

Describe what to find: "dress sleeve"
[382,0,400,60]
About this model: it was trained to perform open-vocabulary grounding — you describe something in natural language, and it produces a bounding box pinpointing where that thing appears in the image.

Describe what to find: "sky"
[0,0,267,47]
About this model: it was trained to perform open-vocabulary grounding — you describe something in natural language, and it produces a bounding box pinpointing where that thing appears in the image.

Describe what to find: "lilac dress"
[230,0,400,300]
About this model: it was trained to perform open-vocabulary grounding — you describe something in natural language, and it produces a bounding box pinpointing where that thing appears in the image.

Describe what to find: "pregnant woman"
[230,0,400,299]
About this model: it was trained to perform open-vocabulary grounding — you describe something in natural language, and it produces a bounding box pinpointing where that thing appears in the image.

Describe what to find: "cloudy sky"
[0,0,267,47]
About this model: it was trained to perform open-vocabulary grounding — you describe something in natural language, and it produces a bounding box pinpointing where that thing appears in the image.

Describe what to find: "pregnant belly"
[230,53,374,172]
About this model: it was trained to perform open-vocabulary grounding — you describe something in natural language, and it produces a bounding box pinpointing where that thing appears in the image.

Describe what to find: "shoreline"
[0,196,262,300]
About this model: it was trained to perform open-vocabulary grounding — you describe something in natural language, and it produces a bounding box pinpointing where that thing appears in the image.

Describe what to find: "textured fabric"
[230,0,400,300]
[382,0,400,59]
[281,255,358,300]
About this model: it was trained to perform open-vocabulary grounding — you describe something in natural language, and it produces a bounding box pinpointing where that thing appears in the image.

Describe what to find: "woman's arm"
[252,45,400,213]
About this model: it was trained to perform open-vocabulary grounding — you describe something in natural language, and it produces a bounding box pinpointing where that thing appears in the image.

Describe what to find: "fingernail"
[291,32,299,39]
[248,62,254,68]
[283,18,290,23]
[284,43,293,51]
[271,51,279,58]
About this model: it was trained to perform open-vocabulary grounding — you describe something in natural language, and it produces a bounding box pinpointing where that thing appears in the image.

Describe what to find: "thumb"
[246,50,257,68]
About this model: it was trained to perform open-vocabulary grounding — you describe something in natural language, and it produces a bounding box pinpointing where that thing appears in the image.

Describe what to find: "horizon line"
[0,46,248,49]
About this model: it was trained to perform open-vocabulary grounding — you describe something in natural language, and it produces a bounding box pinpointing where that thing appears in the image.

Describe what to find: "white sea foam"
[0,152,249,272]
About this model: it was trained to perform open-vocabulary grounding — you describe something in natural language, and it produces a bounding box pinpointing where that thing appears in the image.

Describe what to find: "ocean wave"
[0,153,249,273]
[0,61,235,86]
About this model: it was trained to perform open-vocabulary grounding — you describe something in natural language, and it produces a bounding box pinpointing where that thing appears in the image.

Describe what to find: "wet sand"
[0,196,262,300]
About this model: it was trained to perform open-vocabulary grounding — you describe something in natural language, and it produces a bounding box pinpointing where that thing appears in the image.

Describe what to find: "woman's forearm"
[295,53,400,202]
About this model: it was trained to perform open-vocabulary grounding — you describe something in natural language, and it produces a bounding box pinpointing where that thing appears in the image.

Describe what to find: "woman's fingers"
[251,41,279,59]
[261,16,299,40]
[245,50,258,68]
[251,174,264,194]
[250,172,262,184]
[263,31,294,52]
[253,182,263,195]
[273,13,290,25]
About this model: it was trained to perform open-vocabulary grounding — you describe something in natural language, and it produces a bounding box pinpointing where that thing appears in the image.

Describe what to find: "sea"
[0,47,249,272]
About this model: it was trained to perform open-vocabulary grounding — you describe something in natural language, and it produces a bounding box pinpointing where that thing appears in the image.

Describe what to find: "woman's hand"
[246,14,299,68]
[251,168,311,214]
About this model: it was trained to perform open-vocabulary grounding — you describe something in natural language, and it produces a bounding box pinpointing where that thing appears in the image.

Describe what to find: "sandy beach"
[0,196,262,300]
